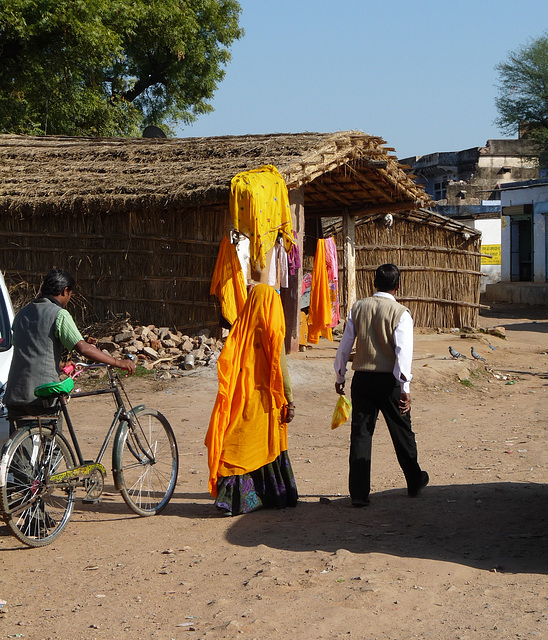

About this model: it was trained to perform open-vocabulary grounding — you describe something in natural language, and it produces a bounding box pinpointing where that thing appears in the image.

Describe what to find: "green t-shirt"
[55,309,83,351]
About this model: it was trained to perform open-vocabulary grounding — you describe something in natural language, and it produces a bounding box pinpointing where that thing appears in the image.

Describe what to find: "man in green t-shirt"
[4,269,136,433]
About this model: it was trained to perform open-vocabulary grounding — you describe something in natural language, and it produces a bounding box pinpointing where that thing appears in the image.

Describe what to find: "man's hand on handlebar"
[74,340,137,375]
[117,356,136,375]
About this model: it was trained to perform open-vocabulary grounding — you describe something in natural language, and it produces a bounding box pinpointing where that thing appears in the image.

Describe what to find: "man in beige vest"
[334,264,428,506]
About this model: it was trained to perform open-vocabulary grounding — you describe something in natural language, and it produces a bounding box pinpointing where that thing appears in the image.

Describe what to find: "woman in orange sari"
[205,284,298,515]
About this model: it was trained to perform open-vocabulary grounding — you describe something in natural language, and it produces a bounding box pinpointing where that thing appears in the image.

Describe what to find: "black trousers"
[349,371,422,501]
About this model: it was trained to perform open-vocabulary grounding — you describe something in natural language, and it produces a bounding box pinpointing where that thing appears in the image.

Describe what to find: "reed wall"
[1,204,231,332]
[335,213,482,328]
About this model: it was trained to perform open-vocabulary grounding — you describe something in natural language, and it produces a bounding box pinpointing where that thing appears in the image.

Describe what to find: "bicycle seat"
[34,377,75,398]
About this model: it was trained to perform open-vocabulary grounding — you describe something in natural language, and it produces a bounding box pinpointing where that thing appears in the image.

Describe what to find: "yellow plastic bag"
[331,394,352,429]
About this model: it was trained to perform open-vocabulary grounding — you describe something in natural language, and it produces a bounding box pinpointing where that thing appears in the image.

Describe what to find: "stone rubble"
[84,322,224,379]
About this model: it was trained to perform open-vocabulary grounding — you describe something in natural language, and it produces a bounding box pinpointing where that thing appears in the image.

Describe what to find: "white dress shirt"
[334,292,413,393]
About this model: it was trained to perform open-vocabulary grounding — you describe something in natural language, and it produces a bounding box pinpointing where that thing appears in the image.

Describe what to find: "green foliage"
[0,0,243,136]
[495,33,548,162]
[132,364,156,379]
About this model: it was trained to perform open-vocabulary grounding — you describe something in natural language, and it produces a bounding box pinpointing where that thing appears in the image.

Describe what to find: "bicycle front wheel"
[0,427,75,547]
[113,409,178,516]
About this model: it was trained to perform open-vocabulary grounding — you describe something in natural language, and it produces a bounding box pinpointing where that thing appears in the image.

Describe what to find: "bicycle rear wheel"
[113,408,178,516]
[0,427,75,547]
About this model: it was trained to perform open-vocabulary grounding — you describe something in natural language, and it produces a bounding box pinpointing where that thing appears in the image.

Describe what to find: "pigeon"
[470,346,486,361]
[449,345,467,359]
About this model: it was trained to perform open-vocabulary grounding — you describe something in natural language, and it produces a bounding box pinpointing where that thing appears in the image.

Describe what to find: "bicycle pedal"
[82,497,102,504]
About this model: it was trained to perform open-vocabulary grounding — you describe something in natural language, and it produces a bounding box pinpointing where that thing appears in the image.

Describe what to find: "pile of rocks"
[86,322,224,378]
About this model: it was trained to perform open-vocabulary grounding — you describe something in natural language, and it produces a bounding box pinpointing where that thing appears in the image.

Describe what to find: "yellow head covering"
[230,165,294,270]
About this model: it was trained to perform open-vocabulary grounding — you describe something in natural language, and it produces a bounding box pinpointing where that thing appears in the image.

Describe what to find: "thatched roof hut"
[0,131,428,214]
[0,130,480,335]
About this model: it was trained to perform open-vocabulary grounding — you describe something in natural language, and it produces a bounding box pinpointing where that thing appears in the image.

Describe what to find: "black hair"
[40,269,76,297]
[374,264,400,292]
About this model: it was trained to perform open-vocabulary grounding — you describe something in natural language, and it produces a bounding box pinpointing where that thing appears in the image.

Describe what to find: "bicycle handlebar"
[62,354,135,380]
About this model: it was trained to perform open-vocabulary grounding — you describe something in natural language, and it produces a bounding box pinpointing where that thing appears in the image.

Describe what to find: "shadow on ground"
[219,481,548,575]
[503,321,548,333]
[480,304,548,322]
[1,483,546,575]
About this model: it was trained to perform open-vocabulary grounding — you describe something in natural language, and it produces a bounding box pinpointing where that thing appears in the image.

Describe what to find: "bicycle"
[0,361,179,547]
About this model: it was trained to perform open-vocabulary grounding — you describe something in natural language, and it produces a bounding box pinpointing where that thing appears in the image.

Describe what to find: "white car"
[0,271,15,447]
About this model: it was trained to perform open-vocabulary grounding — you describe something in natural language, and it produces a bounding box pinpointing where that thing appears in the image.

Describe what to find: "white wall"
[476,218,501,290]
[501,183,548,208]
[457,217,501,291]
[476,218,501,244]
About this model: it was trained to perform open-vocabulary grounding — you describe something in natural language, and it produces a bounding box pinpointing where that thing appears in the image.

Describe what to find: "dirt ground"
[1,304,547,640]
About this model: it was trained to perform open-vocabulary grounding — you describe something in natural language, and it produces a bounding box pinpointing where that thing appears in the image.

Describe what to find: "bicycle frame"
[56,365,146,468]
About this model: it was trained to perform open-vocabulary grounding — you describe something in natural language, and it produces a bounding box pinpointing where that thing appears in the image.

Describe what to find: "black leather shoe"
[408,471,429,497]
[351,498,370,507]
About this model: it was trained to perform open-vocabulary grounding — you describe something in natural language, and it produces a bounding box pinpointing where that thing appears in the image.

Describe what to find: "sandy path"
[0,305,546,640]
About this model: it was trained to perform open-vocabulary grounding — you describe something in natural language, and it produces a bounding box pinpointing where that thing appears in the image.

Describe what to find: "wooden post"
[281,186,304,353]
[343,208,356,316]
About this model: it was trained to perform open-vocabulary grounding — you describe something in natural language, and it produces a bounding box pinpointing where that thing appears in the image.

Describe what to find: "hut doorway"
[510,216,533,282]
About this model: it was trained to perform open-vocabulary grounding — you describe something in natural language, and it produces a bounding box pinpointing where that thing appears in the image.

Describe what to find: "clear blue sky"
[180,0,548,160]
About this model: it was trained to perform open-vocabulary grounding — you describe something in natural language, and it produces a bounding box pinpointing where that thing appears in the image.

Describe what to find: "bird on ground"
[470,346,486,361]
[449,345,467,359]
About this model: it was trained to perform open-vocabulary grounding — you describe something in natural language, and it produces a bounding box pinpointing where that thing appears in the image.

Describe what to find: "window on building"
[434,180,447,200]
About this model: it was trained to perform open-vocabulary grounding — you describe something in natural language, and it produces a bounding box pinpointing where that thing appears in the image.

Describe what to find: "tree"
[0,0,243,137]
[495,33,548,161]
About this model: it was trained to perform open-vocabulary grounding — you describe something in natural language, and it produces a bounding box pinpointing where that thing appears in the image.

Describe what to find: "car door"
[0,272,15,446]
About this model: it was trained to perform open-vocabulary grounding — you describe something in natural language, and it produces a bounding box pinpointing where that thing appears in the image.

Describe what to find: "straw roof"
[0,131,430,216]
[322,207,482,240]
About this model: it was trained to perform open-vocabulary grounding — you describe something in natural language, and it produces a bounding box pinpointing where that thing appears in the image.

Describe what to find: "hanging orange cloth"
[307,239,333,344]
[230,165,294,270]
[205,284,288,497]
[210,236,248,326]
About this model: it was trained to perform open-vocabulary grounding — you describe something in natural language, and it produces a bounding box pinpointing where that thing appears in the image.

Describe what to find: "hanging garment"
[268,239,289,289]
[301,272,312,310]
[288,230,301,276]
[230,165,294,271]
[324,236,340,328]
[234,235,250,280]
[307,239,333,344]
[210,236,248,326]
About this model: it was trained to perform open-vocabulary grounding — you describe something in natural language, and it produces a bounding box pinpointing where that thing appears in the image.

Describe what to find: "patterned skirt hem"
[215,450,298,516]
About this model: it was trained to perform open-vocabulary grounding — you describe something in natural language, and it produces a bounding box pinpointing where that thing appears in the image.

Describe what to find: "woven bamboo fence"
[331,211,482,328]
[2,204,230,331]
